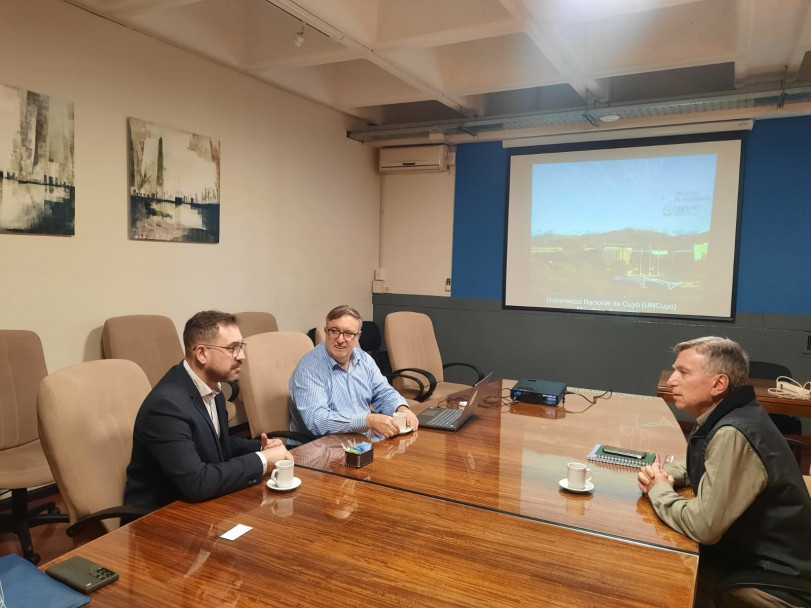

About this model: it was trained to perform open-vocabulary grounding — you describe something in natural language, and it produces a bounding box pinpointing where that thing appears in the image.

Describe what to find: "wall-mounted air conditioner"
[379,144,451,173]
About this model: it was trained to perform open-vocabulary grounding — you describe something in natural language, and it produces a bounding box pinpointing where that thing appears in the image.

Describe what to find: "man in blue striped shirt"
[289,305,418,439]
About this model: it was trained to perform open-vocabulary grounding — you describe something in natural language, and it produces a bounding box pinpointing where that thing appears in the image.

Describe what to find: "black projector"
[510,379,567,406]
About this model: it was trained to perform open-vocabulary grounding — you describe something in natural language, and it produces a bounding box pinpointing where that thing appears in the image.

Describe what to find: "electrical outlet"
[804,331,811,354]
[445,278,451,292]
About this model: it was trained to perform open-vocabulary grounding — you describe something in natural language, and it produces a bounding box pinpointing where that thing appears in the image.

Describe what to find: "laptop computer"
[416,373,495,431]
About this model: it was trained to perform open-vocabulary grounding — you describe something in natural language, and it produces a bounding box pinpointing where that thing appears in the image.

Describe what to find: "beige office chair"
[384,311,483,402]
[102,315,183,387]
[102,314,237,421]
[235,312,279,338]
[0,330,69,563]
[37,359,152,543]
[239,331,315,444]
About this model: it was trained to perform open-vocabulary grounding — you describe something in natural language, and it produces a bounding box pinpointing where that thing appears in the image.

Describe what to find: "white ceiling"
[65,0,811,144]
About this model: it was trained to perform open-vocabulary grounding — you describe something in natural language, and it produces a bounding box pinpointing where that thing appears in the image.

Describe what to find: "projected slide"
[505,138,742,319]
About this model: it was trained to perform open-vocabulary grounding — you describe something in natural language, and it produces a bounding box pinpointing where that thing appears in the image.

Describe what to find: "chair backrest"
[384,311,445,382]
[749,361,792,380]
[37,359,151,533]
[102,315,183,387]
[240,331,313,438]
[358,320,391,375]
[358,320,382,353]
[307,326,326,345]
[234,312,279,338]
[0,330,47,450]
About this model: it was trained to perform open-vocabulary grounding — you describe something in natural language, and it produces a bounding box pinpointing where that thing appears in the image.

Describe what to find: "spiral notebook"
[587,444,655,468]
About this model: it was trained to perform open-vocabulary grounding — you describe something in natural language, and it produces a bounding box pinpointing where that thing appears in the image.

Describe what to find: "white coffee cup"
[393,411,408,431]
[271,459,295,488]
[566,462,592,490]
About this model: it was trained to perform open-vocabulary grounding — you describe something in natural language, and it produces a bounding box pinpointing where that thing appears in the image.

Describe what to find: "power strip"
[768,376,811,400]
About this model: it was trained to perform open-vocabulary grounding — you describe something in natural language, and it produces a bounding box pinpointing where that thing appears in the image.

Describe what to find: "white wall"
[379,167,455,296]
[0,0,381,372]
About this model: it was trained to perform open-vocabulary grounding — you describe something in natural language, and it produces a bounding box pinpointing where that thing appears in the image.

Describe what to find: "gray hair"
[673,336,749,392]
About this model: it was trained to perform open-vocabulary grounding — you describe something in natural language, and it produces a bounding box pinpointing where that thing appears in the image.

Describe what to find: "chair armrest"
[66,504,152,537]
[784,437,809,472]
[226,380,240,402]
[389,367,437,402]
[386,372,428,402]
[785,438,809,450]
[442,362,484,383]
[717,570,811,605]
[257,430,318,445]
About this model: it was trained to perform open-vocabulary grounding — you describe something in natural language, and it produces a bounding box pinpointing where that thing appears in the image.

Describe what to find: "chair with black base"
[37,359,153,545]
[358,320,391,376]
[384,311,484,402]
[749,361,802,435]
[103,314,240,422]
[0,330,69,563]
[716,570,811,608]
[240,331,317,445]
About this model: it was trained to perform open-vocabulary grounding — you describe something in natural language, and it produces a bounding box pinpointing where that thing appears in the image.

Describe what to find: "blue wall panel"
[736,117,810,314]
[451,117,811,316]
[451,141,509,299]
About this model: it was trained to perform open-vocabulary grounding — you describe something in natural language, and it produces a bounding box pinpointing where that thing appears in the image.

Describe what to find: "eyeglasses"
[200,343,247,358]
[326,328,360,340]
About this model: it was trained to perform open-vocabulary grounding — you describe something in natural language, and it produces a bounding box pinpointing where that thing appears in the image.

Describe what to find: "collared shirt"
[182,359,267,473]
[649,408,768,544]
[289,342,407,437]
[183,359,221,437]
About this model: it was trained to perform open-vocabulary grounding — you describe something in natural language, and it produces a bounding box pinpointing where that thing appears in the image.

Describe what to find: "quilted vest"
[687,386,811,579]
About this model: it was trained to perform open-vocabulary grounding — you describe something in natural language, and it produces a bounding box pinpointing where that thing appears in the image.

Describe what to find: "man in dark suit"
[125,310,291,509]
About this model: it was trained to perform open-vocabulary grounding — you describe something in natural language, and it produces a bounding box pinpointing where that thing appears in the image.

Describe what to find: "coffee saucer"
[398,426,414,436]
[559,478,594,493]
[267,476,302,492]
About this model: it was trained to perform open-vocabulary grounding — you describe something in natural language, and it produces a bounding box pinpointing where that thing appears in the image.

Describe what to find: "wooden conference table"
[43,384,698,607]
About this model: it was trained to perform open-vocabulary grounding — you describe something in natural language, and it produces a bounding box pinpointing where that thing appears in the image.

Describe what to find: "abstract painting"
[128,117,220,243]
[0,84,75,235]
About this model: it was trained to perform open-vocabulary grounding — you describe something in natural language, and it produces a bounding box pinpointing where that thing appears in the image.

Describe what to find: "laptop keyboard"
[429,408,461,428]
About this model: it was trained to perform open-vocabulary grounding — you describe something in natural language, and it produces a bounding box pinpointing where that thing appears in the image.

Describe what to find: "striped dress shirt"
[289,342,407,437]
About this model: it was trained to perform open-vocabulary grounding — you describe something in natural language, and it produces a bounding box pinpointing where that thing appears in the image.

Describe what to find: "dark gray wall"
[374,293,809,399]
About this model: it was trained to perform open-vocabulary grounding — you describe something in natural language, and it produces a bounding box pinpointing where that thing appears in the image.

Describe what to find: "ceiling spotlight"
[293,22,305,48]
[599,114,621,123]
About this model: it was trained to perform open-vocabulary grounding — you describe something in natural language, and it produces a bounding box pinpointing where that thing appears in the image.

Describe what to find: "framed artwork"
[128,117,220,243]
[0,83,75,235]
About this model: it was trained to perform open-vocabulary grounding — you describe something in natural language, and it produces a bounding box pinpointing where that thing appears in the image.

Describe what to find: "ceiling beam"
[265,0,481,118]
[85,0,207,19]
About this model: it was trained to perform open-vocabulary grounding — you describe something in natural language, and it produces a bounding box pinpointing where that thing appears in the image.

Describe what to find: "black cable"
[562,389,612,414]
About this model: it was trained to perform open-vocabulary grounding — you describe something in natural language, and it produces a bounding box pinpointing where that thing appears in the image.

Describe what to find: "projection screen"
[504,135,743,320]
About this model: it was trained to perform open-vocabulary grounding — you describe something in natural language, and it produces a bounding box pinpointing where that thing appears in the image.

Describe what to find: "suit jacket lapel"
[179,366,225,461]
[215,393,230,459]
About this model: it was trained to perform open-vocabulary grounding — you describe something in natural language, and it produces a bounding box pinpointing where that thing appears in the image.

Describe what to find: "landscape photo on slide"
[530,154,717,314]
[128,117,220,243]
[0,83,75,236]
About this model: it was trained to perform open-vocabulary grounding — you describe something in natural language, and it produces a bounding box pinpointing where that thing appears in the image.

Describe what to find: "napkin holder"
[345,447,374,468]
